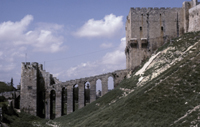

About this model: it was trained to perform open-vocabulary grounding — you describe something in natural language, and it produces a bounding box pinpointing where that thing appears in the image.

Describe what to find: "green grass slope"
[46,31,200,127]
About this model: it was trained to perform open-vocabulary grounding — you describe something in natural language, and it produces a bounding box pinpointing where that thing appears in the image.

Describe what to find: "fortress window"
[129,40,138,48]
[140,27,142,31]
[130,43,138,48]
[28,86,32,90]
[161,26,164,31]
[141,39,148,48]
[160,14,161,16]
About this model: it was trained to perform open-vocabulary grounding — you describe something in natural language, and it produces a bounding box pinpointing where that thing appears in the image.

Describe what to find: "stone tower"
[20,62,39,116]
[125,7,186,70]
[20,62,48,118]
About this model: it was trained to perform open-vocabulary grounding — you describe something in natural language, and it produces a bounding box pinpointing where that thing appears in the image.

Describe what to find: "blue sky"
[0,0,188,87]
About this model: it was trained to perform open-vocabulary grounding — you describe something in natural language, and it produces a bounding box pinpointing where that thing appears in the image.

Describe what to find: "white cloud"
[59,37,126,80]
[100,43,113,49]
[0,15,64,53]
[102,37,126,65]
[0,15,66,85]
[74,14,123,38]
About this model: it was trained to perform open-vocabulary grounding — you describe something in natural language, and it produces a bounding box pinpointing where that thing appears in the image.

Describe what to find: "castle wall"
[183,1,192,33]
[126,7,184,70]
[188,4,200,32]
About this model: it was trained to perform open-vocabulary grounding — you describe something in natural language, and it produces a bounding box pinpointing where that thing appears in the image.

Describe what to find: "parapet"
[21,62,39,69]
[131,7,181,11]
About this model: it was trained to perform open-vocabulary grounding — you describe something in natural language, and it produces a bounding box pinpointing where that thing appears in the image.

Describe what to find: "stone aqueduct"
[45,68,128,119]
[20,62,129,119]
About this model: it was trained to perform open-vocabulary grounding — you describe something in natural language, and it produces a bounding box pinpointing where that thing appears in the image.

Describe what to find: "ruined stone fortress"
[125,0,200,69]
[6,0,200,120]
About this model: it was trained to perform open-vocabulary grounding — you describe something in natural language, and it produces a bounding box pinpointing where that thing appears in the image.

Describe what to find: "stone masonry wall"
[46,69,128,118]
[189,3,200,32]
[20,62,38,116]
[20,62,57,117]
[125,6,189,70]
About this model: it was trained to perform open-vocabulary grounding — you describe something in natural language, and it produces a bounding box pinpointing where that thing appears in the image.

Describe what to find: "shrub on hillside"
[0,96,5,102]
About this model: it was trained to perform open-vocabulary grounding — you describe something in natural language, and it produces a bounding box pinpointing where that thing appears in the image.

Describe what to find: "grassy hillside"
[44,31,200,127]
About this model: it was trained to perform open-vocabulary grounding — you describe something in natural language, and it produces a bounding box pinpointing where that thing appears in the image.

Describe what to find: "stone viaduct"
[20,62,129,119]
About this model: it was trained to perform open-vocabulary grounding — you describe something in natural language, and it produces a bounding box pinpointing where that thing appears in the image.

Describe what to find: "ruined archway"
[62,87,67,115]
[50,90,56,119]
[96,79,102,99]
[73,84,78,111]
[108,76,114,91]
[84,82,90,105]
[15,95,20,109]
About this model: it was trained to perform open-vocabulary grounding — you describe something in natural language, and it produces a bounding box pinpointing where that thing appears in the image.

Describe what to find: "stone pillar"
[183,2,191,33]
[67,86,73,114]
[45,90,50,119]
[90,80,96,103]
[102,78,108,96]
[113,78,117,88]
[55,89,61,118]
[79,83,85,109]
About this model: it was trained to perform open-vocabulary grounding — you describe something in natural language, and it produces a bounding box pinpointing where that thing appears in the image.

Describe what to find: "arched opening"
[12,93,14,99]
[15,95,20,109]
[85,82,90,105]
[73,84,78,111]
[108,77,114,91]
[61,87,67,115]
[96,79,102,99]
[161,26,164,31]
[140,26,142,31]
[50,90,56,119]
